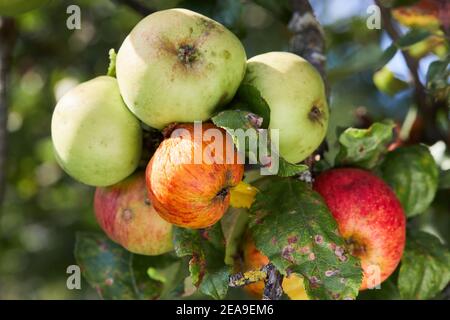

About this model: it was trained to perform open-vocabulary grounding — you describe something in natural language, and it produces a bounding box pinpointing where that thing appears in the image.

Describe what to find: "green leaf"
[426,56,449,98]
[106,48,117,78]
[398,230,450,299]
[396,29,432,48]
[172,224,231,300]
[357,277,401,300]
[375,44,398,70]
[335,122,395,169]
[234,84,271,129]
[212,110,308,177]
[249,177,363,300]
[380,145,439,217]
[439,170,450,189]
[74,232,163,299]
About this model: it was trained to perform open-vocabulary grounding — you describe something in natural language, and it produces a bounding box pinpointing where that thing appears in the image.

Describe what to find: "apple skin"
[0,0,48,16]
[116,8,247,130]
[313,168,406,290]
[242,235,308,300]
[146,123,244,229]
[95,172,173,256]
[51,76,142,187]
[241,52,328,164]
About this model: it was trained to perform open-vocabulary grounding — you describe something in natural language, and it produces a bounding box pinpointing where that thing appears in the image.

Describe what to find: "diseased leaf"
[172,224,231,300]
[248,177,363,300]
[335,122,394,169]
[234,84,271,129]
[380,145,439,217]
[212,110,308,177]
[398,230,450,300]
[74,232,163,299]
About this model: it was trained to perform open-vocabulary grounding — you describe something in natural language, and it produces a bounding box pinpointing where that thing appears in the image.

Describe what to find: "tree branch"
[0,17,17,206]
[288,0,327,81]
[112,0,155,16]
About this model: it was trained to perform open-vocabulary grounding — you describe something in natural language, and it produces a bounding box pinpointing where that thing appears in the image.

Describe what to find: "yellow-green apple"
[116,8,247,129]
[94,172,173,255]
[51,76,142,186]
[241,234,308,300]
[313,168,406,290]
[241,51,329,164]
[0,0,48,16]
[146,123,244,229]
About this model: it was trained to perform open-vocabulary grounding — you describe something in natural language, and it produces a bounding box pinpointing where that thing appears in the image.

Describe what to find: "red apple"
[313,168,406,290]
[94,172,173,255]
[146,123,244,229]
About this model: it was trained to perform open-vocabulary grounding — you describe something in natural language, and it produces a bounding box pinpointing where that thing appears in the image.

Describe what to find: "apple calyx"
[177,44,199,66]
[308,104,325,124]
[345,236,367,257]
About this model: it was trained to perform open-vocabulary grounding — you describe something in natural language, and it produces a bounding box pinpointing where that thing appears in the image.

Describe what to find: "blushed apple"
[51,76,142,186]
[116,8,247,129]
[146,123,244,229]
[241,52,328,163]
[313,168,406,290]
[95,172,173,256]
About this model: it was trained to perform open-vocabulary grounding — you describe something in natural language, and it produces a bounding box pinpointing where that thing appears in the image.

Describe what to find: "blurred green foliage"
[0,0,448,299]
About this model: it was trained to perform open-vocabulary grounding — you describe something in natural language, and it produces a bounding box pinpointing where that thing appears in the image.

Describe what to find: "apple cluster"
[50,8,405,297]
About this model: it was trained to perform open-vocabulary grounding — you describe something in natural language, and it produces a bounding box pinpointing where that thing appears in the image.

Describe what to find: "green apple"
[242,52,329,164]
[0,0,49,16]
[116,8,247,130]
[51,76,142,187]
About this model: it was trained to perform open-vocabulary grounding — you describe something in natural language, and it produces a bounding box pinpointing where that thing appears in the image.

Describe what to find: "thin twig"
[0,18,17,206]
[112,0,155,16]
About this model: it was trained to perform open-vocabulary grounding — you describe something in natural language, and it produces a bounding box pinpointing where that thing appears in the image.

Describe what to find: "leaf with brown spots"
[173,224,231,299]
[75,232,170,300]
[248,177,362,300]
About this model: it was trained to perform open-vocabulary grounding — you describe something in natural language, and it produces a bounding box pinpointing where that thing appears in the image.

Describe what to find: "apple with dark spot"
[94,172,173,256]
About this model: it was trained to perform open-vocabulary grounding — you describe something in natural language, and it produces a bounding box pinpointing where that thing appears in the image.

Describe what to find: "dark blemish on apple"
[144,198,151,206]
[308,105,323,124]
[122,208,134,222]
[216,187,229,199]
[177,44,198,66]
[223,50,231,60]
[358,145,365,153]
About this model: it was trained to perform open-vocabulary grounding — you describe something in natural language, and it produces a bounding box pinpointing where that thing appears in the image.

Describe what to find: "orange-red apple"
[313,168,406,290]
[146,123,244,229]
[94,172,173,255]
[241,235,308,300]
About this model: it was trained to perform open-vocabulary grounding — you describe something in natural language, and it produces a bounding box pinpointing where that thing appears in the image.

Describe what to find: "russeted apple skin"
[241,234,308,300]
[0,0,48,16]
[242,52,328,164]
[313,168,406,290]
[51,76,142,187]
[94,172,173,256]
[146,123,244,229]
[116,8,247,130]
